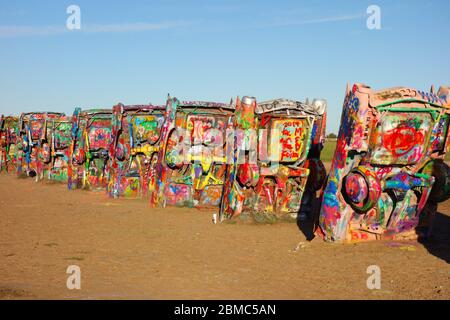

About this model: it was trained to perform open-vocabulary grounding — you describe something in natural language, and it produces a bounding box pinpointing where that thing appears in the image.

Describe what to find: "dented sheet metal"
[220,97,327,222]
[318,84,450,242]
[108,103,166,200]
[68,108,113,190]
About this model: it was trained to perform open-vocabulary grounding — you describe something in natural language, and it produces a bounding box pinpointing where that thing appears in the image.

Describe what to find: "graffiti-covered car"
[108,103,166,200]
[68,108,113,190]
[319,84,450,242]
[17,112,65,179]
[42,115,72,182]
[0,115,19,173]
[220,96,327,222]
[154,97,235,208]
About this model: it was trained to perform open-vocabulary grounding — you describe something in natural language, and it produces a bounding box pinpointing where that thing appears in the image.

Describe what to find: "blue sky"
[0,0,449,133]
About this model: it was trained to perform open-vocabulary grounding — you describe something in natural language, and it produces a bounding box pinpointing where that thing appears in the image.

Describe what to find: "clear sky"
[0,0,449,133]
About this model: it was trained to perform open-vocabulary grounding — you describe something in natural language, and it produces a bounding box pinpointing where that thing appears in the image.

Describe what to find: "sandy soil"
[0,172,449,300]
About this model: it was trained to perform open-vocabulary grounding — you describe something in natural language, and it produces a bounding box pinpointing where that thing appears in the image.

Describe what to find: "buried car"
[108,103,166,200]
[153,96,235,208]
[0,115,19,173]
[318,84,450,242]
[41,114,72,182]
[68,108,113,190]
[17,112,66,179]
[219,96,327,222]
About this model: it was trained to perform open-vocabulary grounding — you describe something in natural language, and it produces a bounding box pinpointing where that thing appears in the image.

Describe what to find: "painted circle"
[343,166,381,213]
[344,172,368,204]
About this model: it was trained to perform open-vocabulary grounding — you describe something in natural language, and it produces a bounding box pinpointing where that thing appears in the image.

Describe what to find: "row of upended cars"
[1,83,449,242]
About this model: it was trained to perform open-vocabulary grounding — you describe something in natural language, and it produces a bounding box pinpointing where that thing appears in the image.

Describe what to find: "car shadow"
[418,211,450,264]
[297,195,450,263]
[296,192,322,241]
[297,216,316,241]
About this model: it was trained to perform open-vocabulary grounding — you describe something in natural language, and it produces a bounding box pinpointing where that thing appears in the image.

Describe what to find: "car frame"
[0,115,19,173]
[17,112,65,180]
[219,96,327,222]
[108,103,166,200]
[318,84,450,242]
[41,114,72,182]
[153,96,235,208]
[68,108,113,190]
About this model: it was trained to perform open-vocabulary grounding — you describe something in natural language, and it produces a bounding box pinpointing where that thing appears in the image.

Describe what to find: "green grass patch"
[321,140,336,163]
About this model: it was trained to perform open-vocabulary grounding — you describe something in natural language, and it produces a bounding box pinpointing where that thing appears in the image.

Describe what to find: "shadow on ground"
[297,217,316,241]
[419,211,450,264]
[296,197,450,264]
[296,194,321,241]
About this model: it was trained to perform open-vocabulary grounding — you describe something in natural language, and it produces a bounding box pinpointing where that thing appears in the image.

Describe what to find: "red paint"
[382,124,424,157]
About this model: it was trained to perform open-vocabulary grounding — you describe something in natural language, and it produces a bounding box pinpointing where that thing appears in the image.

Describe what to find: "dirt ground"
[0,172,449,300]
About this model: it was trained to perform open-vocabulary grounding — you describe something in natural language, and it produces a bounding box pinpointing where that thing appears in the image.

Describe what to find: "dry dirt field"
[0,172,449,300]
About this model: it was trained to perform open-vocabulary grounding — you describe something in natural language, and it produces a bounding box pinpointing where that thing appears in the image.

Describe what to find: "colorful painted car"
[220,96,327,222]
[0,115,19,173]
[108,103,166,200]
[17,112,66,179]
[154,96,235,208]
[68,108,113,190]
[318,84,450,242]
[40,115,72,182]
